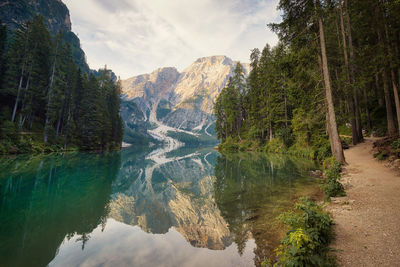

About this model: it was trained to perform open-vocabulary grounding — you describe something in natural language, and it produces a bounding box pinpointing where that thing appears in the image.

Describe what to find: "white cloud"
[63,0,280,79]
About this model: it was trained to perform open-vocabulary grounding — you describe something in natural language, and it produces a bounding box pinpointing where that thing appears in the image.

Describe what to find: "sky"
[63,0,281,79]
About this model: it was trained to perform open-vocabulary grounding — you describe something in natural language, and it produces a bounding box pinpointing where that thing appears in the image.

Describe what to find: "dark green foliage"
[323,162,346,200]
[120,101,153,145]
[215,0,400,162]
[391,139,400,149]
[0,0,90,73]
[215,40,328,158]
[0,16,122,154]
[266,198,335,267]
[0,20,7,92]
[217,136,240,152]
[374,151,388,161]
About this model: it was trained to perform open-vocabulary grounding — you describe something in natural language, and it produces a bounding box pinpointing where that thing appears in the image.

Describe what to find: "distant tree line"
[0,16,123,153]
[215,0,400,163]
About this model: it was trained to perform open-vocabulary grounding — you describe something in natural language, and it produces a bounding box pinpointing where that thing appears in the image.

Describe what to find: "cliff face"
[173,56,240,114]
[121,67,180,121]
[121,56,250,137]
[0,0,71,33]
[0,0,89,72]
[120,100,154,145]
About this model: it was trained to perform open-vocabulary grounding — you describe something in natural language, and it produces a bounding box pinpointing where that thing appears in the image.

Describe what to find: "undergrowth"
[263,198,336,267]
[322,161,346,201]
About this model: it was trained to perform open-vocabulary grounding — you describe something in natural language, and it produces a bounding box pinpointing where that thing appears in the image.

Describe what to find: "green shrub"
[264,198,335,267]
[322,157,336,170]
[287,143,316,159]
[0,120,18,142]
[276,127,294,147]
[265,138,286,154]
[315,142,332,162]
[238,139,253,151]
[391,139,400,149]
[341,137,352,146]
[371,127,386,137]
[323,162,346,200]
[373,151,387,161]
[218,136,240,152]
[338,124,352,136]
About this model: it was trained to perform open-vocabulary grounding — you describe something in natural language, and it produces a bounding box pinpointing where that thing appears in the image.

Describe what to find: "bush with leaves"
[391,139,400,150]
[218,136,240,152]
[323,162,346,200]
[263,198,335,267]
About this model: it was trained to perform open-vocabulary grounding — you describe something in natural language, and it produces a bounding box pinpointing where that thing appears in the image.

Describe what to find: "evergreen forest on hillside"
[0,16,123,154]
[215,0,400,163]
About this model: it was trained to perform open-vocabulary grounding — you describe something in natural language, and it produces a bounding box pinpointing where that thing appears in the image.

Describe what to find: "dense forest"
[0,16,123,154]
[215,0,400,163]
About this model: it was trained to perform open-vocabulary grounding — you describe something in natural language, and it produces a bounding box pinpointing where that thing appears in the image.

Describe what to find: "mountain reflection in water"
[0,145,318,267]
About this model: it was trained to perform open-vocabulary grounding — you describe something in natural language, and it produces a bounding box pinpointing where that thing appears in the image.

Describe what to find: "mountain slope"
[121,67,180,122]
[121,56,249,143]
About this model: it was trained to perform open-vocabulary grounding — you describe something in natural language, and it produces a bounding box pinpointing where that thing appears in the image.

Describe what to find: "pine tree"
[0,16,123,153]
[0,21,7,94]
[0,21,9,124]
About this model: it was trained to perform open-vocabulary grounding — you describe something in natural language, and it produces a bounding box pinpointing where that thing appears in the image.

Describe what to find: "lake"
[0,146,319,267]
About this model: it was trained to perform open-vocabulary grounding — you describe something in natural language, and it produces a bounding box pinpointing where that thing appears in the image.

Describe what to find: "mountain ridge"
[121,55,250,143]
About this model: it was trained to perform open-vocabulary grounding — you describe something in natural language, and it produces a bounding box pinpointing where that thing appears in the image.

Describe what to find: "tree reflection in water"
[0,152,121,267]
[0,147,318,267]
[213,152,318,266]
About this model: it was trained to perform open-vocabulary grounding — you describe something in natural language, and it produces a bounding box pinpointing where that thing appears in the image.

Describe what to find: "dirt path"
[328,138,400,266]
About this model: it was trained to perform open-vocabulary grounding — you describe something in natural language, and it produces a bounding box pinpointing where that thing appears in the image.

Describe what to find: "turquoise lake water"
[0,146,318,267]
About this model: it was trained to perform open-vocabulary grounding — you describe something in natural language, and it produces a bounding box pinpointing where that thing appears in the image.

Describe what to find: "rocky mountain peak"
[121,67,179,100]
[194,55,231,65]
[121,55,249,139]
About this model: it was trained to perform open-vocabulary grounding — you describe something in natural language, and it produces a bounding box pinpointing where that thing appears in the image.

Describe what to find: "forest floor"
[327,137,400,266]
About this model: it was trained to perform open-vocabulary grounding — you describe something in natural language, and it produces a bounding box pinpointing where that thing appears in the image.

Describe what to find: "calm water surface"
[0,146,319,267]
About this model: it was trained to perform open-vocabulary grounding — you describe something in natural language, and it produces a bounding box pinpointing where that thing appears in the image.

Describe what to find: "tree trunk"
[284,85,288,129]
[269,121,273,142]
[318,3,345,163]
[344,0,363,142]
[11,63,25,122]
[348,97,358,144]
[238,97,242,141]
[29,111,34,129]
[64,106,72,149]
[18,73,31,129]
[261,123,265,141]
[375,72,384,107]
[326,111,335,156]
[44,40,59,143]
[339,0,359,145]
[383,70,397,136]
[11,32,30,122]
[384,20,400,136]
[363,86,371,130]
[376,14,397,136]
[55,102,65,140]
